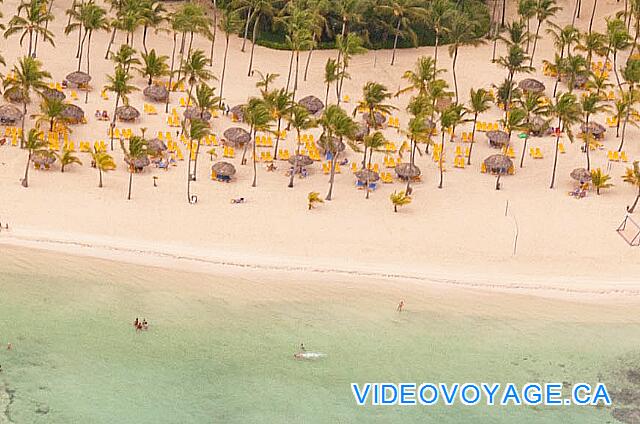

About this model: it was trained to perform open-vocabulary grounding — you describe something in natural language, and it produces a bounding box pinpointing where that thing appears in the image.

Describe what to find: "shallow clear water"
[0,247,637,423]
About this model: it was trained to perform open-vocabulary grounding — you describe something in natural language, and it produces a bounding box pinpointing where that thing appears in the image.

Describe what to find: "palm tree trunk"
[452,47,459,102]
[614,51,623,91]
[303,37,315,81]
[325,82,331,106]
[105,26,116,59]
[251,129,258,187]
[242,7,252,52]
[501,0,507,26]
[468,114,478,165]
[28,31,33,57]
[433,32,439,70]
[127,170,133,200]
[193,138,203,181]
[438,132,445,189]
[391,19,401,66]
[111,94,120,150]
[585,115,591,170]
[619,85,633,151]
[86,31,93,78]
[248,17,260,76]
[325,152,337,200]
[98,168,103,187]
[589,0,598,33]
[175,32,187,85]
[288,130,301,188]
[293,51,300,102]
[520,135,529,167]
[550,120,561,188]
[405,139,414,193]
[21,102,27,149]
[166,33,177,113]
[273,118,282,160]
[219,36,229,108]
[530,21,542,67]
[210,0,218,66]
[285,51,295,93]
[628,188,640,213]
[76,25,83,59]
[365,149,373,199]
[23,151,31,187]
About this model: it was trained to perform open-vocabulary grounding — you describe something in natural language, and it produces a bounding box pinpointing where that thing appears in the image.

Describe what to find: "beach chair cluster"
[298,138,322,161]
[101,90,109,100]
[501,145,516,158]
[167,108,181,127]
[256,150,274,162]
[223,146,235,158]
[380,172,394,183]
[323,161,342,174]
[179,97,192,108]
[475,122,501,132]
[47,82,64,92]
[606,116,619,128]
[529,147,545,159]
[144,103,158,115]
[255,134,273,147]
[162,81,185,92]
[432,144,445,163]
[387,117,400,129]
[608,150,629,162]
[481,162,515,175]
[108,127,133,140]
[384,156,398,168]
[460,132,475,142]
[542,62,557,77]
[3,126,21,146]
[277,149,291,160]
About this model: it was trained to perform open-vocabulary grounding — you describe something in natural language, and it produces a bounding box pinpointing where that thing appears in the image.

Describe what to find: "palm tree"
[376,0,426,66]
[4,0,55,57]
[396,56,440,97]
[55,149,83,173]
[110,43,141,73]
[563,54,588,94]
[447,12,484,102]
[335,33,366,103]
[121,136,148,200]
[580,92,609,170]
[21,128,47,187]
[323,58,340,105]
[287,104,316,188]
[440,104,465,189]
[529,0,560,66]
[255,70,279,95]
[605,18,630,91]
[243,98,271,187]
[390,191,412,212]
[74,1,109,76]
[103,66,138,150]
[308,192,324,210]
[138,49,169,86]
[590,168,612,194]
[518,0,537,51]
[140,0,166,55]
[263,89,293,161]
[547,92,582,189]
[35,97,70,133]
[623,161,640,212]
[3,56,51,147]
[180,49,214,108]
[247,0,275,76]
[189,84,219,180]
[500,19,534,49]
[279,5,313,97]
[467,88,493,165]
[513,90,549,167]
[218,6,241,108]
[318,104,357,200]
[302,0,330,81]
[424,0,454,70]
[362,131,387,199]
[354,82,395,168]
[185,118,210,201]
[91,148,116,188]
[496,44,533,114]
[619,59,640,152]
[164,7,189,112]
[403,103,432,194]
[575,31,607,65]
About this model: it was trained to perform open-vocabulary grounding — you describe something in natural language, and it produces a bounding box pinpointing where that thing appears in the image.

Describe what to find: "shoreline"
[2,227,640,301]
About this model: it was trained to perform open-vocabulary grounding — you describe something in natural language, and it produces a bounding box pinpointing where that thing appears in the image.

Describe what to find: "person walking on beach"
[397,300,405,312]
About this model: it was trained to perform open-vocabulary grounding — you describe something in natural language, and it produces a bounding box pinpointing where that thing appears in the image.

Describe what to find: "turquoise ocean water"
[0,246,638,423]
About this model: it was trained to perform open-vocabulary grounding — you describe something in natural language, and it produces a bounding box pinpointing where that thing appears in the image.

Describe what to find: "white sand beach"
[0,0,638,297]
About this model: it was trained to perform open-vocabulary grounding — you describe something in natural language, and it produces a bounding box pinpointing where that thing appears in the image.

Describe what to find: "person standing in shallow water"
[397,300,405,312]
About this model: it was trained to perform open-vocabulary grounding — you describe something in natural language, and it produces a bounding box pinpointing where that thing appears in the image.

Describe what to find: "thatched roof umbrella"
[570,167,592,183]
[223,127,251,146]
[486,130,510,148]
[395,162,421,180]
[184,107,212,121]
[65,71,91,88]
[212,161,236,179]
[0,104,23,125]
[116,105,140,122]
[147,138,168,157]
[580,122,606,140]
[143,84,168,102]
[355,169,380,183]
[31,151,56,167]
[230,104,245,122]
[298,95,324,115]
[530,116,550,137]
[62,104,84,124]
[124,155,150,171]
[518,78,546,94]
[483,154,513,190]
[42,87,66,101]
[435,96,453,112]
[5,87,25,104]
[354,122,370,141]
[288,154,313,166]
[317,135,345,154]
[361,111,386,127]
[565,73,588,89]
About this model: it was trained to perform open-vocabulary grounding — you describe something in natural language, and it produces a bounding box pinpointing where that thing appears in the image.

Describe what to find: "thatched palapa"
[354,122,370,141]
[31,151,56,167]
[5,87,25,104]
[62,104,84,124]
[518,78,546,94]
[143,84,169,102]
[125,155,150,171]
[212,161,236,177]
[230,105,245,122]
[0,104,23,125]
[486,130,510,148]
[298,95,324,115]
[147,138,167,157]
[184,107,212,121]
[395,163,421,180]
[317,135,345,154]
[65,71,91,87]
[116,105,140,122]
[362,111,386,127]
[570,167,592,183]
[580,122,606,140]
[223,127,251,146]
[355,169,380,183]
[42,87,66,101]
[288,154,313,166]
[483,154,513,174]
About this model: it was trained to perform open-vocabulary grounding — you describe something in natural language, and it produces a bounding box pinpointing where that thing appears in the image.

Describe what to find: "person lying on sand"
[231,197,245,204]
